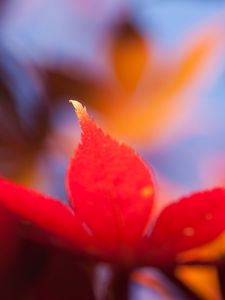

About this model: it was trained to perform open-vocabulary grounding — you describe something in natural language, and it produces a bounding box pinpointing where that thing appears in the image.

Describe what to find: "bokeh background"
[1,1,225,299]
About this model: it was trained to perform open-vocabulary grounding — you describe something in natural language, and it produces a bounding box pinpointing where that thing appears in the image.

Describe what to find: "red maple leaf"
[0,101,224,269]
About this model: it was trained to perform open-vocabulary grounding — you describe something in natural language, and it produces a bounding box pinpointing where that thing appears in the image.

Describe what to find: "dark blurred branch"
[105,268,130,300]
[217,259,225,299]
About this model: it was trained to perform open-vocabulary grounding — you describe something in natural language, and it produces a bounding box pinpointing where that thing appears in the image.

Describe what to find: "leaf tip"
[69,99,87,119]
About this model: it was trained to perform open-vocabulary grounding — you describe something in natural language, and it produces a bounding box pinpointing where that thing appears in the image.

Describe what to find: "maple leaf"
[0,101,224,269]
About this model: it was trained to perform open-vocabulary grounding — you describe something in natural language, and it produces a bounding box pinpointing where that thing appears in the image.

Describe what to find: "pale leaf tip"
[69,100,87,119]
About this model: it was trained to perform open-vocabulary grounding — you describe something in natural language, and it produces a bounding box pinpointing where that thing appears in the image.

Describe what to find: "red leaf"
[144,188,225,266]
[0,178,90,252]
[67,101,155,258]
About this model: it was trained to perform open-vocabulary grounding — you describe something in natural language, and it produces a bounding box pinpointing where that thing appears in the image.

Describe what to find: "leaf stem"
[105,268,130,300]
